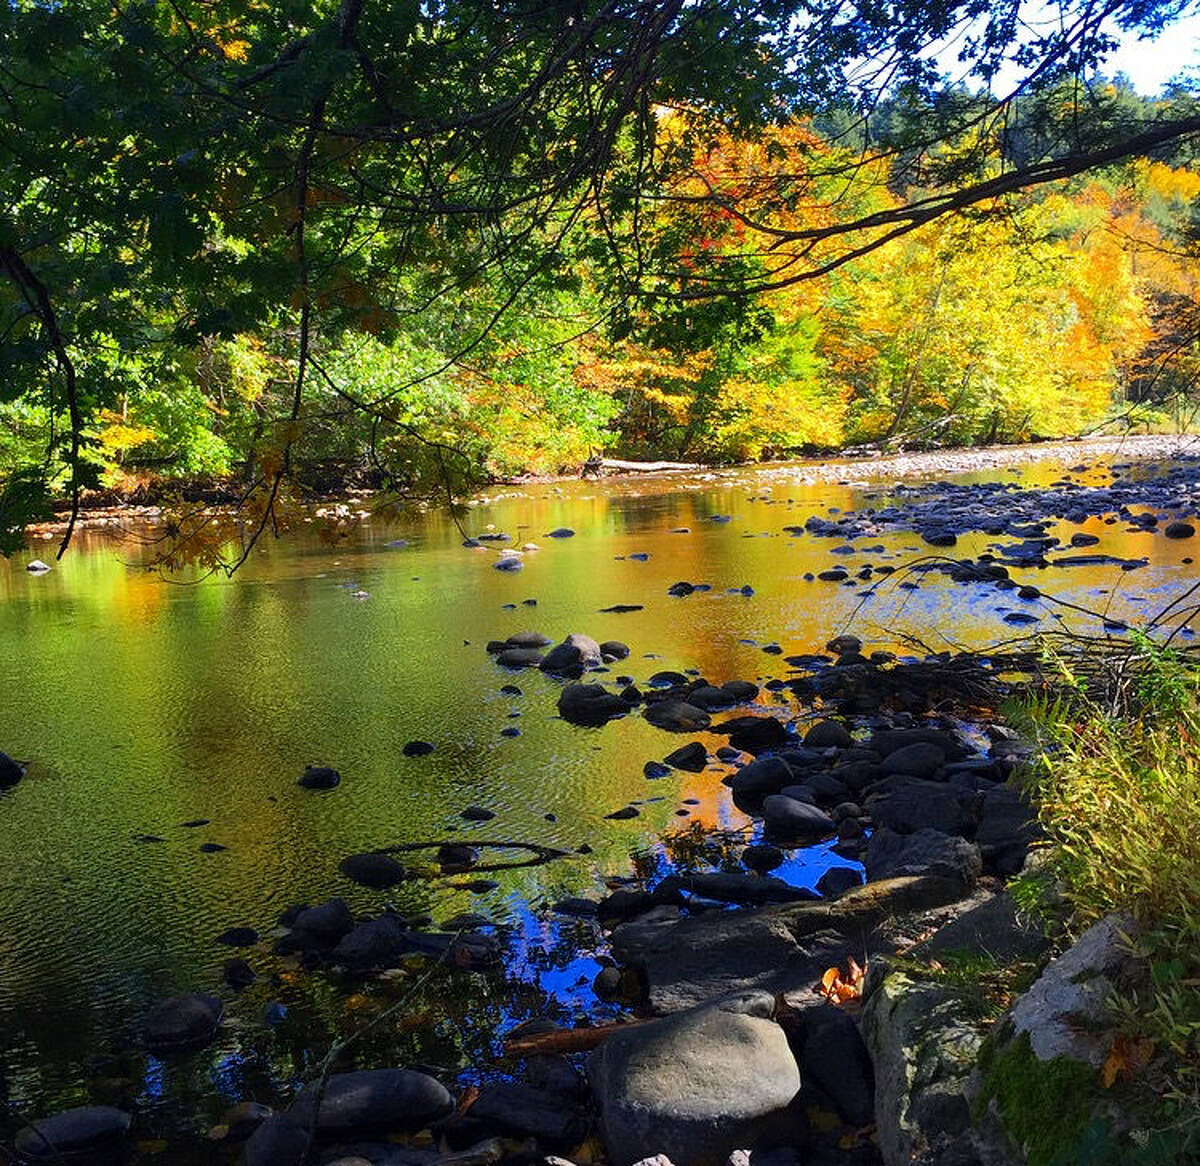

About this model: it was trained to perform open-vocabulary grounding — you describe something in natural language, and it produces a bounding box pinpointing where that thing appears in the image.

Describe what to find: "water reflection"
[0,450,1196,1142]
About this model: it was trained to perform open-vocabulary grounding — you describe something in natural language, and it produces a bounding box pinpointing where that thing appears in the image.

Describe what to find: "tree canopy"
[1,0,1198,566]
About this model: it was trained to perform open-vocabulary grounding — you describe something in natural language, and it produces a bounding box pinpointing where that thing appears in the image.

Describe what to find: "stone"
[880,742,946,778]
[142,993,223,1051]
[910,891,1051,965]
[607,806,641,820]
[815,867,863,898]
[727,756,794,801]
[331,914,408,970]
[1165,520,1194,539]
[493,556,523,571]
[601,640,632,660]
[974,785,1040,875]
[862,972,987,1166]
[437,843,479,870]
[718,715,789,754]
[803,720,852,749]
[466,1082,588,1148]
[402,740,435,757]
[643,700,711,732]
[287,1068,454,1136]
[243,1115,310,1166]
[797,1004,874,1127]
[292,897,355,944]
[664,742,708,772]
[762,795,835,840]
[546,528,576,538]
[461,805,496,821]
[506,631,553,647]
[868,728,970,763]
[222,1101,272,1141]
[540,633,603,675]
[223,958,257,989]
[588,991,802,1166]
[1008,914,1136,1068]
[613,877,967,1013]
[676,872,818,906]
[340,852,407,888]
[26,559,51,574]
[0,751,25,787]
[866,777,971,836]
[865,828,981,888]
[299,765,341,789]
[14,1107,131,1163]
[558,684,630,726]
[722,680,760,702]
[496,647,545,668]
[216,926,259,947]
[741,843,784,873]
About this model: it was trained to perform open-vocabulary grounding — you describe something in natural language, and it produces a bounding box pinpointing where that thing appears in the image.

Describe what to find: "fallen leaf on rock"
[1101,1033,1154,1087]
[818,957,865,1004]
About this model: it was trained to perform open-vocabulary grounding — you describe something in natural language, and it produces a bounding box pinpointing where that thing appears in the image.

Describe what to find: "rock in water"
[762,795,835,840]
[643,700,711,732]
[663,742,708,772]
[286,1068,454,1136]
[0,751,25,787]
[558,684,630,726]
[14,1106,131,1163]
[25,559,51,574]
[588,990,802,1166]
[540,633,603,675]
[298,765,341,789]
[142,993,223,1051]
[339,852,407,888]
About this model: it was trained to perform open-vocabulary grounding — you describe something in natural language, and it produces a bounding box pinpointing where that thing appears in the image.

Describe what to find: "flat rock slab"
[612,877,970,1013]
[589,991,802,1166]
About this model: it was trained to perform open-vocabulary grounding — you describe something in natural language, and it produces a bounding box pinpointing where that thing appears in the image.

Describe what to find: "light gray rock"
[1008,914,1136,1068]
[589,991,802,1166]
[540,633,603,674]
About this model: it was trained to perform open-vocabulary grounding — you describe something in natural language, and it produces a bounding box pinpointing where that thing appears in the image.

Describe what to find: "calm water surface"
[0,450,1195,1146]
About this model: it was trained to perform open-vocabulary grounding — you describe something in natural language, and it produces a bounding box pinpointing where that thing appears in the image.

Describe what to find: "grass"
[1008,636,1200,1151]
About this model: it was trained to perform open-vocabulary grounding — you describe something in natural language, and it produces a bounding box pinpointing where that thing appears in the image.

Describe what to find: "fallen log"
[502,1019,650,1057]
[590,457,702,474]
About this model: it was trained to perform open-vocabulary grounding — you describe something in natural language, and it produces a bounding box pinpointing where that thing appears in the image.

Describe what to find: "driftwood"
[502,1019,650,1057]
[587,457,702,475]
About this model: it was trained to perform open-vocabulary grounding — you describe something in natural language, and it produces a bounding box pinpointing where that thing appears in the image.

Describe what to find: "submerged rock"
[142,993,223,1051]
[0,750,26,787]
[298,765,341,790]
[14,1106,131,1163]
[339,852,407,888]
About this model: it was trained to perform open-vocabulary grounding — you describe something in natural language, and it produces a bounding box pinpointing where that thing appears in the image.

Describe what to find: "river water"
[0,440,1196,1151]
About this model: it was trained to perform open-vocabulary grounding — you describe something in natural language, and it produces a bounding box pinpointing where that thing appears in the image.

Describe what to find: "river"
[0,435,1196,1154]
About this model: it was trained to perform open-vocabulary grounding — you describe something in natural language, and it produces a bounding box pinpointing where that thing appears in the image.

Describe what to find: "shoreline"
[21,432,1200,540]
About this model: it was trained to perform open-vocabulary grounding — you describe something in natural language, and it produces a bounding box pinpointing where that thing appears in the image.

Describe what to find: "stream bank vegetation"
[0,1,1198,568]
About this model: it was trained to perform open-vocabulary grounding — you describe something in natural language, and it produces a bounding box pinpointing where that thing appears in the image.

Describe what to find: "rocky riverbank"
[6,626,1156,1166]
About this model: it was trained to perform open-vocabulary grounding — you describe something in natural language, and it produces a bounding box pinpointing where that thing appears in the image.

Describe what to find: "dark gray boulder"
[466,1082,588,1148]
[974,784,1040,875]
[727,756,794,801]
[762,795,835,840]
[880,742,946,778]
[816,867,864,898]
[601,640,631,661]
[331,914,408,969]
[797,1004,874,1127]
[540,633,603,674]
[243,1115,310,1166]
[864,828,980,887]
[558,684,630,726]
[643,700,711,732]
[0,751,25,787]
[287,1068,454,1137]
[299,765,341,789]
[866,777,972,836]
[496,647,545,668]
[664,742,708,772]
[741,843,784,873]
[291,898,355,945]
[721,680,759,702]
[14,1107,131,1163]
[142,993,223,1051]
[506,631,553,647]
[803,720,852,749]
[718,715,789,754]
[340,853,407,888]
[588,991,802,1166]
[868,728,969,763]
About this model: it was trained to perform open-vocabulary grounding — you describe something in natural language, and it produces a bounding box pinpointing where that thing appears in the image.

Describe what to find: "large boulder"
[14,1107,131,1163]
[866,777,972,836]
[974,785,1041,875]
[867,728,970,763]
[330,914,408,970]
[795,1004,874,1127]
[862,972,990,1166]
[761,795,835,841]
[142,993,223,1051]
[286,1068,454,1137]
[589,991,802,1166]
[717,716,789,754]
[865,828,981,888]
[880,742,946,778]
[290,898,355,946]
[465,1082,588,1149]
[727,756,794,801]
[339,853,407,888]
[540,634,603,675]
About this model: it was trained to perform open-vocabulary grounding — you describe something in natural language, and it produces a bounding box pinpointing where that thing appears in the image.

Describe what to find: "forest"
[1,1,1198,564]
